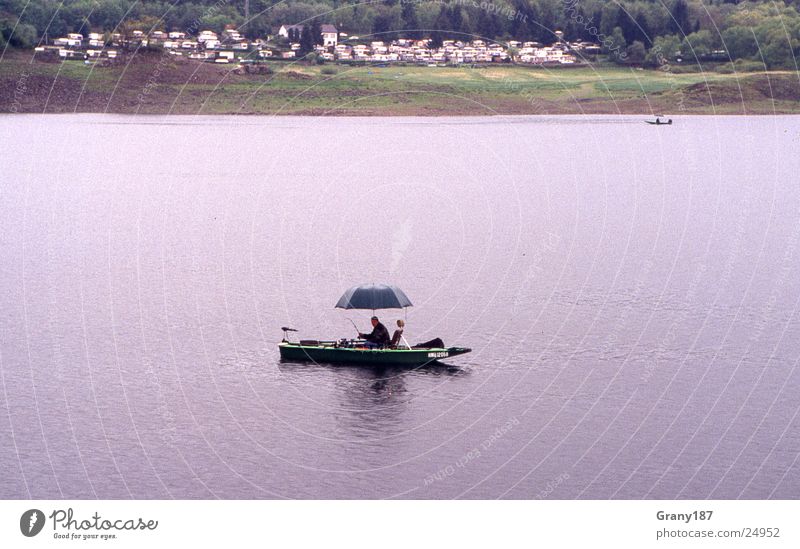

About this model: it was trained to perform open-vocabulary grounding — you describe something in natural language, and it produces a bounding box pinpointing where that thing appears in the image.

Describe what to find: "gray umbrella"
[334,283,413,310]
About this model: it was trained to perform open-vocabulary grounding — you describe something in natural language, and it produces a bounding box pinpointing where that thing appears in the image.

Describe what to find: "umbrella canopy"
[334,284,413,310]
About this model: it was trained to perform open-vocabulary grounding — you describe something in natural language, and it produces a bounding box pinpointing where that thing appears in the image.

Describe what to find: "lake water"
[1,114,799,499]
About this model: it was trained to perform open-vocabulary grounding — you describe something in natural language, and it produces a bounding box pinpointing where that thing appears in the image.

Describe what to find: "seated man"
[358,316,390,348]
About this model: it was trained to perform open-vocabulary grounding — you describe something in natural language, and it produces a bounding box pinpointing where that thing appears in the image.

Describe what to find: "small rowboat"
[280,283,472,366]
[279,341,472,366]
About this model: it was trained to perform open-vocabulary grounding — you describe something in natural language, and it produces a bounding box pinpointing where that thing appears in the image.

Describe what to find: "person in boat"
[358,316,390,348]
[390,319,405,347]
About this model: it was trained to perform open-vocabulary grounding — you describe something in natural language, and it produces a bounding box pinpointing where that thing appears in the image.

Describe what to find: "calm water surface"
[1,114,799,499]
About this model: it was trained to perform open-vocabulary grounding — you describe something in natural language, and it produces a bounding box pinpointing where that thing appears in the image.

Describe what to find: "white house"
[223,29,243,41]
[321,24,338,47]
[58,49,82,58]
[55,34,83,47]
[278,23,337,47]
[197,30,218,43]
[278,24,303,39]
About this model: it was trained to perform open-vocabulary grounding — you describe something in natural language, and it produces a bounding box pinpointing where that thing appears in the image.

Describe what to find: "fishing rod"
[347,318,360,336]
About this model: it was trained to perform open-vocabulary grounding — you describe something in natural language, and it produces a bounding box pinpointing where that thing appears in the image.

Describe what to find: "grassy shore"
[2,50,799,115]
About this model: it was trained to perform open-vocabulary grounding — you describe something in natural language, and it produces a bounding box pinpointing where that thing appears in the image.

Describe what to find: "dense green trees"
[0,0,798,68]
[1,19,36,47]
[400,2,421,39]
[626,40,646,63]
[645,33,681,65]
[607,26,628,61]
[300,24,314,53]
[670,0,691,36]
[682,29,717,58]
[722,26,760,60]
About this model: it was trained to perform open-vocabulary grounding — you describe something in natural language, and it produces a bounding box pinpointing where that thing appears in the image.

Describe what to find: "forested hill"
[2,0,800,67]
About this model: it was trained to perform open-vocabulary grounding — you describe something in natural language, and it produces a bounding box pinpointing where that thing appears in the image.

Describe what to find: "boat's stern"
[446,347,472,358]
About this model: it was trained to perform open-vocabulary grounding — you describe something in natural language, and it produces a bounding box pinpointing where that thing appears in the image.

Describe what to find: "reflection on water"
[275,362,466,441]
[1,114,799,499]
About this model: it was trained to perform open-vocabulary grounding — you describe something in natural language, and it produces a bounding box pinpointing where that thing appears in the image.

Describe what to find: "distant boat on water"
[646,116,673,125]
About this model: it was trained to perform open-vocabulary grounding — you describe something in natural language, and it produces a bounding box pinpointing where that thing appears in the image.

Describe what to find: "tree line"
[2,0,800,67]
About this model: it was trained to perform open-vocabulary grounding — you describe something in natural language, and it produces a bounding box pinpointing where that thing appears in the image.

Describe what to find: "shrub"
[715,59,766,73]
[735,59,767,72]
[1,21,38,48]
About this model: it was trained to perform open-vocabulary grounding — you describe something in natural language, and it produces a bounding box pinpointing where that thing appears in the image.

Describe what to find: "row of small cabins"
[327,40,579,64]
[37,26,591,65]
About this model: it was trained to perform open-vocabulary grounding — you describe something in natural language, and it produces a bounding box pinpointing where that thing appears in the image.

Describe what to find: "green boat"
[279,340,472,366]
[280,283,472,366]
[645,117,673,125]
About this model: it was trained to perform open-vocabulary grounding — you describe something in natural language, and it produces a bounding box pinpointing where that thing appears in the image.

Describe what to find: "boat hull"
[279,343,471,366]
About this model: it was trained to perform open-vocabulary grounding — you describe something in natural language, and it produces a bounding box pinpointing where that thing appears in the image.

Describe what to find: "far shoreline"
[5,110,800,117]
[2,50,799,116]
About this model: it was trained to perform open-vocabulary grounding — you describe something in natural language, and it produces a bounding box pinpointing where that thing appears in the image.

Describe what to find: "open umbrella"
[334,283,413,311]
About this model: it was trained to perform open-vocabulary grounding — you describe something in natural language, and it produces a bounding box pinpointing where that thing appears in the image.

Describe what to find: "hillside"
[2,0,800,69]
[2,50,799,115]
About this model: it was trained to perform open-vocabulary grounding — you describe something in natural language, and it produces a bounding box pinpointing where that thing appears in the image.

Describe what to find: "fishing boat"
[645,116,672,125]
[278,283,472,366]
[279,339,472,366]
